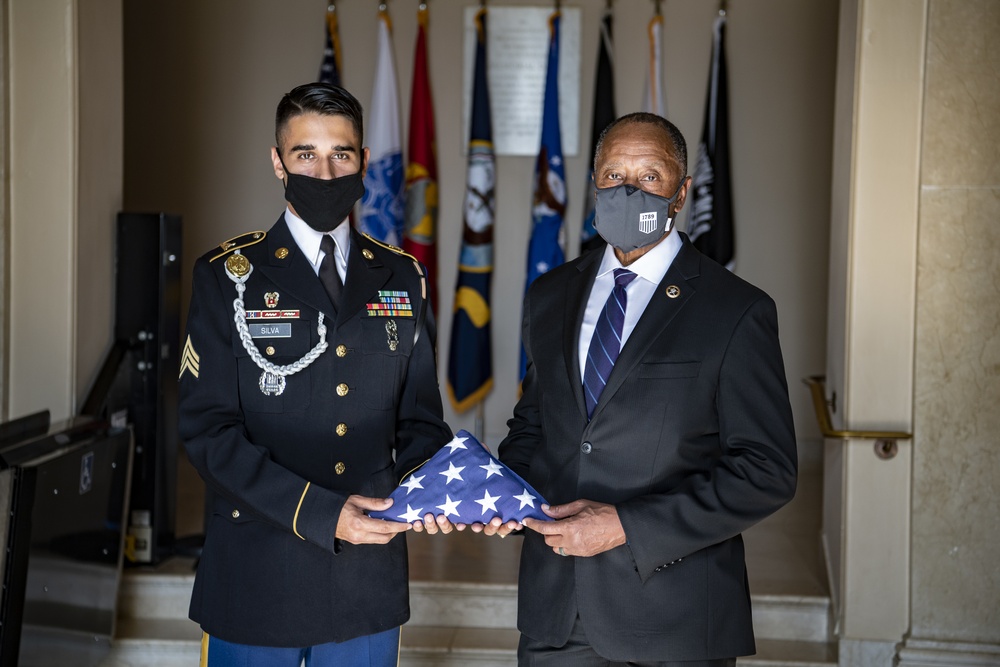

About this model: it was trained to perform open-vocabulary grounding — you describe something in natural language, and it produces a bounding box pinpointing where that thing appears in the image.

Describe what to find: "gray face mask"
[593,181,684,252]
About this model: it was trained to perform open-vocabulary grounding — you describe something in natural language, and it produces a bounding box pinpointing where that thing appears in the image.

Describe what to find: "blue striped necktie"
[583,268,637,419]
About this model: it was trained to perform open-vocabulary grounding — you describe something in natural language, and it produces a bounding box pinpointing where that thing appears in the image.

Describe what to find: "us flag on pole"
[318,5,343,87]
[687,12,734,270]
[369,431,551,525]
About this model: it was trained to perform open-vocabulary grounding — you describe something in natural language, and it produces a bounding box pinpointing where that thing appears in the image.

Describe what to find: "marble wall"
[911,0,1000,645]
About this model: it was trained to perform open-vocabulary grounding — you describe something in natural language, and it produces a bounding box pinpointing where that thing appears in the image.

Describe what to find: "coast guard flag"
[642,10,665,116]
[687,13,734,270]
[318,5,343,86]
[360,6,405,246]
[521,10,566,380]
[580,7,615,253]
[369,431,551,525]
[447,8,495,413]
[403,3,439,316]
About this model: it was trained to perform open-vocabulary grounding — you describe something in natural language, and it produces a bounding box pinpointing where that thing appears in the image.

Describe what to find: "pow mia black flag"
[687,12,734,270]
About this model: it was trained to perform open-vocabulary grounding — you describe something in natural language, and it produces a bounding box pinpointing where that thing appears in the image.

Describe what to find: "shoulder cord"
[226,257,329,377]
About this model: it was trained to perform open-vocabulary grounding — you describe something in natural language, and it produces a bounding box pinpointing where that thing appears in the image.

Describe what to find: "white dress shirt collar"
[283,208,351,279]
[595,228,684,286]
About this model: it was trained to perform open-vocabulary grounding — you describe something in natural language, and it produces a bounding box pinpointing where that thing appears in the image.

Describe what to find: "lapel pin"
[264,292,279,308]
[275,247,289,259]
[665,285,681,299]
[362,249,375,260]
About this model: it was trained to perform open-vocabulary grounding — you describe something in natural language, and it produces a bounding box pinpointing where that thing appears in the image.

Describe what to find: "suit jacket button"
[336,423,348,437]
[335,462,346,475]
[336,344,348,358]
[581,442,592,454]
[336,383,349,397]
[232,509,240,519]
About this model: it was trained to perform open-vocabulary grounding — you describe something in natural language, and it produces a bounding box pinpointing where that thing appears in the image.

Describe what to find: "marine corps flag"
[687,12,734,269]
[521,10,566,379]
[368,431,551,525]
[318,4,343,87]
[360,6,405,246]
[448,8,495,413]
[403,3,439,316]
[580,7,615,253]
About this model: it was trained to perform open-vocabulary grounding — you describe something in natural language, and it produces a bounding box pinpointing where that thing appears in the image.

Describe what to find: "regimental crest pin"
[386,319,399,351]
[264,292,279,308]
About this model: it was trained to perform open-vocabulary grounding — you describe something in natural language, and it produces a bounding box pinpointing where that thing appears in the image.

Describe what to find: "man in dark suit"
[495,113,798,666]
[178,83,451,666]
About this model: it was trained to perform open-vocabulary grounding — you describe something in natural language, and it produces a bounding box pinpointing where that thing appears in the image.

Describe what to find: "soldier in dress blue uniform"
[178,83,452,666]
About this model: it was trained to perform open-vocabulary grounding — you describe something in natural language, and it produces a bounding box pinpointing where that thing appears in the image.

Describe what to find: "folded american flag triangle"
[369,430,552,524]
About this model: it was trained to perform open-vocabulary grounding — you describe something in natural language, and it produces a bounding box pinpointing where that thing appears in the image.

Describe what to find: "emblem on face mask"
[639,212,658,235]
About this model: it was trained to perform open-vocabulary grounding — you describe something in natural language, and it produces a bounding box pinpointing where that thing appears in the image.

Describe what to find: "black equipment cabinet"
[82,212,182,563]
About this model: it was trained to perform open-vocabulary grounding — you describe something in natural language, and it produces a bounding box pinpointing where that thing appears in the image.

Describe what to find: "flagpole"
[475,403,485,444]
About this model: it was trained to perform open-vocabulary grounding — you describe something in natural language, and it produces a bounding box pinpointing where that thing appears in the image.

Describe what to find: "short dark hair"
[275,82,364,151]
[594,112,688,176]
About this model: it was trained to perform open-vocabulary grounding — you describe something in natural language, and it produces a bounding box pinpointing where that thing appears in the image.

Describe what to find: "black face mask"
[279,158,365,233]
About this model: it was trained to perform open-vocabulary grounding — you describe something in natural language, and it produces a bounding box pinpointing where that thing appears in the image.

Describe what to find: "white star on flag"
[514,488,537,510]
[401,473,425,494]
[480,460,504,479]
[398,504,424,523]
[476,489,501,515]
[439,462,465,484]
[445,436,470,453]
[436,495,462,518]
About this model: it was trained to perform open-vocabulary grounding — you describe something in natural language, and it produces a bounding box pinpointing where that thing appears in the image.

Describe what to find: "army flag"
[360,6,405,246]
[368,430,551,525]
[641,10,665,116]
[403,3,439,316]
[521,11,566,379]
[448,8,495,413]
[318,5,343,87]
[580,7,615,253]
[687,13,734,270]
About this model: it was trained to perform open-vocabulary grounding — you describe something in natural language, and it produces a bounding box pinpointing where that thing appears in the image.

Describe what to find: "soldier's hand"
[335,495,411,545]
[471,516,521,537]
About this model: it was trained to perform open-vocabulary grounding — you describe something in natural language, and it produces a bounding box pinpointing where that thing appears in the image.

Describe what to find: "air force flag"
[369,431,551,525]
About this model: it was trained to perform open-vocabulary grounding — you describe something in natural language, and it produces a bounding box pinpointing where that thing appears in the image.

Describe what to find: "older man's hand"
[522,500,626,557]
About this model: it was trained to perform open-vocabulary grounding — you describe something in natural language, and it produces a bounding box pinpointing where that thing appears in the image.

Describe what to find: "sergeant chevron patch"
[179,335,200,380]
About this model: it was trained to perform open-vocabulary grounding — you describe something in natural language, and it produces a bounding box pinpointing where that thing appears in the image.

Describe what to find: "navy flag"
[580,7,615,253]
[521,11,566,379]
[369,431,551,525]
[448,8,495,413]
[687,13,734,269]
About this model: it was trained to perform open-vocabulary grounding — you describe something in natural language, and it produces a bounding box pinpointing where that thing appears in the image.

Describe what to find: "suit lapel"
[564,252,602,420]
[589,238,702,423]
[336,231,392,327]
[255,216,337,319]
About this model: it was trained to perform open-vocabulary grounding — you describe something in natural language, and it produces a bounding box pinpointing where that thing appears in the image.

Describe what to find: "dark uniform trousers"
[178,216,450,652]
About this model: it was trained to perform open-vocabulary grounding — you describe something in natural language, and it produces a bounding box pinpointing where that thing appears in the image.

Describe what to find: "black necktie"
[319,235,343,312]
